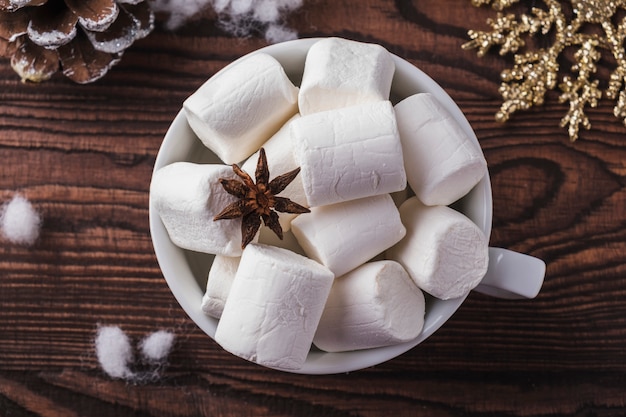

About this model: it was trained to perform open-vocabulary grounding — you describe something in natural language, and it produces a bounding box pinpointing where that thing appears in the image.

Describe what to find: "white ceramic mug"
[149,38,545,374]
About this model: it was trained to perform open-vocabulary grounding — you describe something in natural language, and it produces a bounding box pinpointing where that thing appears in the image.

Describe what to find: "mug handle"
[474,247,546,299]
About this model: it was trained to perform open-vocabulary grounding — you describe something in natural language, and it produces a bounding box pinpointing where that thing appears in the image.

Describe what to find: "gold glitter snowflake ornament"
[463,0,626,141]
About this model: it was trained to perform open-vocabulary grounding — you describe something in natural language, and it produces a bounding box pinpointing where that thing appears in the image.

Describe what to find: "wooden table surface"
[2,1,626,416]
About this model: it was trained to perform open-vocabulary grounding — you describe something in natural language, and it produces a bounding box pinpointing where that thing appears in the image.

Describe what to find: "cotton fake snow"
[265,23,297,43]
[139,330,176,363]
[0,194,41,246]
[94,326,177,382]
[149,0,303,43]
[95,326,135,380]
[150,0,211,30]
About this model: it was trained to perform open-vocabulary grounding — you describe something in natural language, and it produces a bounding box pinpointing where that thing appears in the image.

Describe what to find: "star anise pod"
[214,148,310,249]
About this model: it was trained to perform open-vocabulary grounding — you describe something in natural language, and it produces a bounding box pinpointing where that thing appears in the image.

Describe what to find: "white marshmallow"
[215,243,334,371]
[291,100,407,207]
[183,53,299,164]
[150,162,253,256]
[241,114,307,232]
[298,37,395,115]
[291,194,406,277]
[387,197,489,300]
[314,260,425,352]
[202,255,241,319]
[394,93,488,206]
[201,230,305,319]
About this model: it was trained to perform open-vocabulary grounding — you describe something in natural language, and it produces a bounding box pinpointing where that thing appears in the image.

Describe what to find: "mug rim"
[149,37,493,374]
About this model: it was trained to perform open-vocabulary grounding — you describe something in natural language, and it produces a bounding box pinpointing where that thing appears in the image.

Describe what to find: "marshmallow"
[387,197,489,300]
[215,243,334,371]
[201,230,305,319]
[241,114,307,232]
[151,162,253,256]
[314,260,425,352]
[202,255,241,318]
[291,100,407,207]
[298,37,395,115]
[183,53,299,164]
[291,194,406,277]
[394,93,488,206]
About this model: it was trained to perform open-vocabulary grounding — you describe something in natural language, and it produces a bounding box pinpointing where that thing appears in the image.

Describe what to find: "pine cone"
[0,0,154,83]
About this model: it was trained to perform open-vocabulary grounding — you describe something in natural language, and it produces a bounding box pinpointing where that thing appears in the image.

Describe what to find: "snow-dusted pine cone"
[0,0,154,83]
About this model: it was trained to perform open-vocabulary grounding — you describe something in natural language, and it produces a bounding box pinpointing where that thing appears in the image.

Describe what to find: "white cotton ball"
[139,330,176,363]
[211,0,231,13]
[148,0,303,39]
[253,0,280,22]
[265,23,297,43]
[150,0,212,29]
[0,194,41,246]
[252,0,303,22]
[95,326,135,380]
[229,0,254,15]
[258,1,301,43]
[277,0,304,10]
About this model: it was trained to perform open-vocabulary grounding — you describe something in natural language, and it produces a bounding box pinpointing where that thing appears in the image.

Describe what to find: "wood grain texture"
[1,0,626,415]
